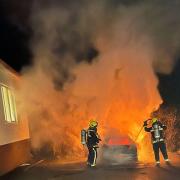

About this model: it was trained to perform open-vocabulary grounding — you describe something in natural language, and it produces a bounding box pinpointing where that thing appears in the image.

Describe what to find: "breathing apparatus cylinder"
[81,129,87,145]
[153,124,160,139]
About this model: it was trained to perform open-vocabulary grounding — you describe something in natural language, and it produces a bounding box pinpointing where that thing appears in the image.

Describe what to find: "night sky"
[0,0,32,71]
[0,0,180,107]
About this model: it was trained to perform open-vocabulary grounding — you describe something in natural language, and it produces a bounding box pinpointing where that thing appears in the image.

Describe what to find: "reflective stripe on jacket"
[144,121,167,144]
[87,127,100,147]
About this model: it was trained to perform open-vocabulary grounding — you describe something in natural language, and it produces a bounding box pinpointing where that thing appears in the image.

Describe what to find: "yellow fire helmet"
[89,119,98,128]
[152,118,158,124]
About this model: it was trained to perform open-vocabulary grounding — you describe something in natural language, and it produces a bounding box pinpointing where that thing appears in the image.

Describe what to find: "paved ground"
[1,153,180,180]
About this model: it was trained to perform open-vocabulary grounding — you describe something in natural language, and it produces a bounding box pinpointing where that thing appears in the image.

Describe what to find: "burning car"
[101,135,138,165]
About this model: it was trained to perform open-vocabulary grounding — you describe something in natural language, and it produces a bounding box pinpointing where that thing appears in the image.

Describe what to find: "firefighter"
[86,119,101,167]
[144,117,170,166]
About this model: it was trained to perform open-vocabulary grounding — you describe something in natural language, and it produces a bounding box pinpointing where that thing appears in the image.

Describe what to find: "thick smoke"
[17,0,180,162]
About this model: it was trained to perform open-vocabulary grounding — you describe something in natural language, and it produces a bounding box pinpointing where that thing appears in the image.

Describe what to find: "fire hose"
[134,119,152,142]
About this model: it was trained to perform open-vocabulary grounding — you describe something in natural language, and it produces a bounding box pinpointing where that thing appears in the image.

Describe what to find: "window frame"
[0,83,18,124]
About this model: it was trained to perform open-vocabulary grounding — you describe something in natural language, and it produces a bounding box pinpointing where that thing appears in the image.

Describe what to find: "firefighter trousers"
[152,141,168,162]
[87,146,97,166]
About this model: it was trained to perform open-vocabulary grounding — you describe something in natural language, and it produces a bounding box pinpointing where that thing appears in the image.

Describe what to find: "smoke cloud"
[16,0,180,162]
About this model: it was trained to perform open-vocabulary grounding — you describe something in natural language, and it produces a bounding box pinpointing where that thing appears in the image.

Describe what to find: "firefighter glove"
[143,121,148,127]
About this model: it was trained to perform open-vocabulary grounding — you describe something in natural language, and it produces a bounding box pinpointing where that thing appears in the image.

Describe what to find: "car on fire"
[101,135,138,165]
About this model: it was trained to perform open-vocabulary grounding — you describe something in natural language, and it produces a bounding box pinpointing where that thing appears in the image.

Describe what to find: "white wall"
[0,63,29,145]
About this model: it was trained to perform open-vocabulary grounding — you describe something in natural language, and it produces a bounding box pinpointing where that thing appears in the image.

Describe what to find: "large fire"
[16,39,162,163]
[15,0,179,163]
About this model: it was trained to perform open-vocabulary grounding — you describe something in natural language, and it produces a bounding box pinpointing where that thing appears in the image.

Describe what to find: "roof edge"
[0,59,20,78]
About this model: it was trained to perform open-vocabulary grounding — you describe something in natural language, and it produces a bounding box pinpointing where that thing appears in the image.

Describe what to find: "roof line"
[0,59,20,78]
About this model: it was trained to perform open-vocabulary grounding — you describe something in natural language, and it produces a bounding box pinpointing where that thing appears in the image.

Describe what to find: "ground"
[1,153,180,180]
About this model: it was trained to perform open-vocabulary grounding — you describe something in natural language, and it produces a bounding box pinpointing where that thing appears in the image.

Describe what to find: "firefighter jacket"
[144,121,167,144]
[87,127,100,147]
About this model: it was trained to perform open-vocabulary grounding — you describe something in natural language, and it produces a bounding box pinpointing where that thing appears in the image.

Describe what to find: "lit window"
[1,85,18,123]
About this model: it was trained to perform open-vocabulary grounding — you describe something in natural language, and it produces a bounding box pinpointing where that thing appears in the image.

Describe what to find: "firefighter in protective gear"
[86,119,101,167]
[144,117,169,165]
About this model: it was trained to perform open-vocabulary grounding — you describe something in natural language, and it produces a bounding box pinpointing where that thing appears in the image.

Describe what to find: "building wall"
[0,139,31,176]
[0,63,29,145]
[0,62,30,175]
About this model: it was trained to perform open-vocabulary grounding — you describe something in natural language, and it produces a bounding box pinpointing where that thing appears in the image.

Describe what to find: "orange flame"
[16,33,163,163]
